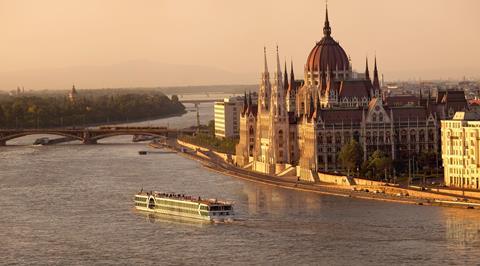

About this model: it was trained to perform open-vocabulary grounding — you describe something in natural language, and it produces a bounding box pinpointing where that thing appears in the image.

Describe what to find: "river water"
[1,100,480,265]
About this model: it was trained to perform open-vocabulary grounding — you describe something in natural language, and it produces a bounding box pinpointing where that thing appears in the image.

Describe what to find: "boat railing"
[139,190,234,206]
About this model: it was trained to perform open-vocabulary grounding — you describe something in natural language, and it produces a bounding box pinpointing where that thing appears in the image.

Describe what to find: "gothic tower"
[286,60,296,113]
[372,57,381,98]
[270,46,290,167]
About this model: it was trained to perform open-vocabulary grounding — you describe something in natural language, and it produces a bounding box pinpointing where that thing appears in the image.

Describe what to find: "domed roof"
[306,7,349,72]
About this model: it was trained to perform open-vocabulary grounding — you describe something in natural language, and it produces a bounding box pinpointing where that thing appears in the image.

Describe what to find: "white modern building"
[214,97,243,138]
[441,111,480,190]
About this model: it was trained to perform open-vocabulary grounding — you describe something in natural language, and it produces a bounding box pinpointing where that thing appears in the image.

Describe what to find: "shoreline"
[100,110,187,127]
[4,110,188,130]
[151,141,480,209]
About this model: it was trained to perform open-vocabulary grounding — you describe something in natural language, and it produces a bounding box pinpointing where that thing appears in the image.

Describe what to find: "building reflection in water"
[240,183,322,216]
[443,208,480,246]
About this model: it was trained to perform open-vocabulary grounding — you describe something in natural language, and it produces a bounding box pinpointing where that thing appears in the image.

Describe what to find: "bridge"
[179,99,223,104]
[0,127,200,146]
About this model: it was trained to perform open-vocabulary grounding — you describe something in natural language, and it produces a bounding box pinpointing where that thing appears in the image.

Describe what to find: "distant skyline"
[1,0,479,90]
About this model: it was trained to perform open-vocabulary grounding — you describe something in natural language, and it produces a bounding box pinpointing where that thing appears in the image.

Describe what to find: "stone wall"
[177,139,209,152]
[317,172,349,185]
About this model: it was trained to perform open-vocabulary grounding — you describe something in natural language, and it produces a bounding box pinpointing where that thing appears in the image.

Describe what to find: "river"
[1,98,480,265]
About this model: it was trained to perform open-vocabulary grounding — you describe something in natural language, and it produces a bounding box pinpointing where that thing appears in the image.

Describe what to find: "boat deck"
[136,191,233,206]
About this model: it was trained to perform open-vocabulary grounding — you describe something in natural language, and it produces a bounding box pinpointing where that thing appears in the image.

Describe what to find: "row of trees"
[0,93,185,128]
[179,121,238,154]
[338,140,439,181]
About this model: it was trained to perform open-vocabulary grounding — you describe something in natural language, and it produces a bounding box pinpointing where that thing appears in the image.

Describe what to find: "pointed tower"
[323,3,331,37]
[242,91,248,115]
[248,91,253,107]
[365,57,370,80]
[69,84,78,103]
[286,60,297,113]
[372,57,381,98]
[259,47,271,111]
[283,61,289,96]
[253,46,289,174]
[271,45,285,118]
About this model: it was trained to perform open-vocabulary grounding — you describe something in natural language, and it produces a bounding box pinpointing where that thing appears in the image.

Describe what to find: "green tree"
[0,105,5,127]
[418,151,437,173]
[207,120,215,135]
[367,150,392,180]
[338,139,363,177]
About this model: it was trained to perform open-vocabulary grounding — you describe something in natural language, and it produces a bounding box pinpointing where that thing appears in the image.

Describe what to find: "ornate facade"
[236,6,468,181]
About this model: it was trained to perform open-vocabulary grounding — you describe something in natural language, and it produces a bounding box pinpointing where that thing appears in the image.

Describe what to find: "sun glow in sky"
[1,0,479,89]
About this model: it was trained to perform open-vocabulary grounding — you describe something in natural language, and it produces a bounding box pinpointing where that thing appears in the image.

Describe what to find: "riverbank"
[150,140,480,210]
[99,110,187,127]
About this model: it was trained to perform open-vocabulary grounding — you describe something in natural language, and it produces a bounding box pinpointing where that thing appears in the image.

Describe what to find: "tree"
[338,140,363,177]
[418,151,437,173]
[0,105,5,127]
[367,150,392,180]
[207,120,215,135]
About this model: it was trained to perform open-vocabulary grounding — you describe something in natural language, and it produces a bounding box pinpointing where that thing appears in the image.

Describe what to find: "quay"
[151,140,480,209]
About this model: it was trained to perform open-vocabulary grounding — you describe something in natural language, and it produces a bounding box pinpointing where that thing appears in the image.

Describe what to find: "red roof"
[317,108,363,124]
[469,99,480,106]
[338,80,371,98]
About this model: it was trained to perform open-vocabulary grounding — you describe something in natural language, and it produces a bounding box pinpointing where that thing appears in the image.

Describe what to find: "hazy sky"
[1,0,479,89]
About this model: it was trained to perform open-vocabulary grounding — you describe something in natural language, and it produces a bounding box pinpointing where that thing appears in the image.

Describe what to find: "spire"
[263,46,269,74]
[373,56,380,92]
[323,1,331,37]
[242,91,248,114]
[290,60,295,82]
[284,60,289,93]
[365,57,370,80]
[248,91,253,106]
[275,45,281,76]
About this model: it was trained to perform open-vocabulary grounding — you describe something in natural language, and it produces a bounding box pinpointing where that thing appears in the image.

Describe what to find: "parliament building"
[235,6,467,181]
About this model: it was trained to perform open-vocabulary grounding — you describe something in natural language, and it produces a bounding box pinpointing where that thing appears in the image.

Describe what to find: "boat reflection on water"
[133,210,211,228]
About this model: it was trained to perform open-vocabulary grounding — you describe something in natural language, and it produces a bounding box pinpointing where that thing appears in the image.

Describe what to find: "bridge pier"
[83,139,97,145]
[0,140,5,146]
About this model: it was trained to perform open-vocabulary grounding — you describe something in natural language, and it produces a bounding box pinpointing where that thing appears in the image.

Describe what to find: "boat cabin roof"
[136,191,233,206]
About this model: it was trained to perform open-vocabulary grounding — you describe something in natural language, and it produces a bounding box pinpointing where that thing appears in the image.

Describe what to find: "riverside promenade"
[151,139,480,209]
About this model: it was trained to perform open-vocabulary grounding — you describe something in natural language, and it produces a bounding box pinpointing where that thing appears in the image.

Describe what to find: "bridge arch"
[88,131,168,142]
[1,131,84,144]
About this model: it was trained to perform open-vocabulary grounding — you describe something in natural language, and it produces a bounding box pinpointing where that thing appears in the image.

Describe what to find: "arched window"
[372,113,377,122]
[379,113,383,122]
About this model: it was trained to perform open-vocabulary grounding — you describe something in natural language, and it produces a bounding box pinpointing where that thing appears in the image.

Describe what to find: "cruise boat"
[133,190,234,222]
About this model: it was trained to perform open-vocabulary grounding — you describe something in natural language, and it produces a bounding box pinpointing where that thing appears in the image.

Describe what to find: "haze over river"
[1,98,480,265]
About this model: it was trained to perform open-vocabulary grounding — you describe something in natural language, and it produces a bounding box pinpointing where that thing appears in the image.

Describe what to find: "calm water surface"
[1,99,480,265]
